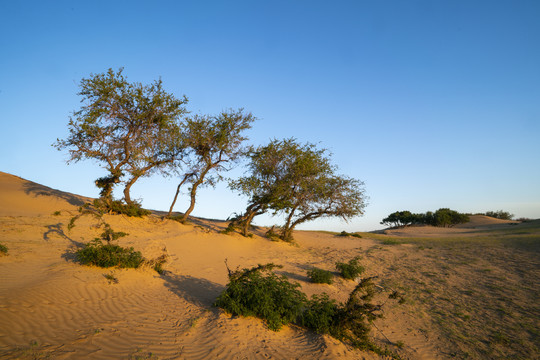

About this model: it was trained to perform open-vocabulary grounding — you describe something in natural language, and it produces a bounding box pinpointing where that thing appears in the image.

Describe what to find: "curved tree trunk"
[280,205,298,241]
[179,167,211,222]
[167,172,196,218]
[123,176,139,205]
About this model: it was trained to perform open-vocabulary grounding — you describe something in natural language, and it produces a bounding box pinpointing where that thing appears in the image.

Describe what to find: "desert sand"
[0,171,538,359]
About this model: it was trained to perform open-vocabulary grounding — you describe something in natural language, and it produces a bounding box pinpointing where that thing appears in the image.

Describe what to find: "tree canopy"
[230,138,367,240]
[381,208,470,228]
[54,68,188,210]
[168,109,255,221]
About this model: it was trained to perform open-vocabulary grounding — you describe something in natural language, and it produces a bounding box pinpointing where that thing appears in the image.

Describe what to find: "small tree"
[230,139,367,241]
[54,68,188,210]
[167,109,255,221]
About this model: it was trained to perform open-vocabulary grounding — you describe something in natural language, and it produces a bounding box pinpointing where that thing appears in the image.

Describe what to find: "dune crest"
[1,172,538,359]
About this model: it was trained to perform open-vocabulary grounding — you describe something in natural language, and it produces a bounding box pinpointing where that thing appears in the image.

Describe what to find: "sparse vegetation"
[52,210,61,216]
[307,267,333,284]
[216,263,402,357]
[104,272,119,284]
[214,263,306,331]
[337,231,362,238]
[76,239,144,268]
[336,256,365,280]
[0,242,8,255]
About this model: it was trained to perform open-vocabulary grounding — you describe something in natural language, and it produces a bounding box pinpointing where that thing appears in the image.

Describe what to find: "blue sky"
[1,0,539,231]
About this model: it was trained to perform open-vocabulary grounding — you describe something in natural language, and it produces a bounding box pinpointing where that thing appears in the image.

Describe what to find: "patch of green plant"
[104,272,119,284]
[0,242,8,255]
[337,231,362,238]
[215,263,403,358]
[307,267,334,284]
[93,198,151,217]
[220,223,237,235]
[336,256,364,280]
[265,227,281,242]
[148,254,168,274]
[381,239,402,245]
[214,263,306,331]
[76,239,144,268]
[52,210,61,216]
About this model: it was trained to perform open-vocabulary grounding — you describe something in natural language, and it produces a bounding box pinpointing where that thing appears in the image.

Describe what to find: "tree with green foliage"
[54,68,188,210]
[167,109,255,221]
[230,139,366,241]
[381,208,469,228]
[484,210,514,220]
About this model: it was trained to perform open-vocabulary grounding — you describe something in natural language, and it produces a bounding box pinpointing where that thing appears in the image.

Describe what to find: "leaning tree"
[167,109,255,222]
[230,138,367,241]
[54,68,188,210]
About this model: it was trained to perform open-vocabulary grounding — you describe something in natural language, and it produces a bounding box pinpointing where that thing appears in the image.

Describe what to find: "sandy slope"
[1,172,538,359]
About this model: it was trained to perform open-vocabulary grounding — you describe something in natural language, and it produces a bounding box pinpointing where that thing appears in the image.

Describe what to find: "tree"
[54,68,188,210]
[230,139,367,241]
[167,109,255,221]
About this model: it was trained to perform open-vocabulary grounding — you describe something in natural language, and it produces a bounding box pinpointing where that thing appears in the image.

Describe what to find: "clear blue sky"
[1,0,539,231]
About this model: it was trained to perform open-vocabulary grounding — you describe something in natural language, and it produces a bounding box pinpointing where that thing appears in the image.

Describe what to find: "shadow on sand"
[23,181,86,207]
[162,272,225,308]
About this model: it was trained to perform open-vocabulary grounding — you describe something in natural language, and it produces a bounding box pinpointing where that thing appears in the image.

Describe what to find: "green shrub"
[149,254,168,275]
[215,264,402,357]
[0,243,8,255]
[93,198,151,217]
[336,256,364,280]
[337,231,362,238]
[76,239,144,268]
[52,210,61,216]
[307,268,334,284]
[214,263,306,331]
[298,293,339,333]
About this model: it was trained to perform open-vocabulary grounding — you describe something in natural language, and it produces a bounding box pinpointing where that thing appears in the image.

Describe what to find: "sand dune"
[1,172,538,359]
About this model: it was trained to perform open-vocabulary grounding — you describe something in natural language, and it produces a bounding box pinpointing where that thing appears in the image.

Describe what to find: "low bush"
[76,239,144,268]
[307,267,334,284]
[93,198,151,217]
[0,243,8,255]
[337,231,362,238]
[336,256,364,280]
[215,263,403,357]
[214,263,306,331]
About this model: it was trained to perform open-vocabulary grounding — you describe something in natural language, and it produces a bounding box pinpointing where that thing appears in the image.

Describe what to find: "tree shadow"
[23,181,86,207]
[161,272,225,308]
[42,222,86,263]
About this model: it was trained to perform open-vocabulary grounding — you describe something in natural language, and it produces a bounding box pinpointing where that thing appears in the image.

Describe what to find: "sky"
[1,0,539,231]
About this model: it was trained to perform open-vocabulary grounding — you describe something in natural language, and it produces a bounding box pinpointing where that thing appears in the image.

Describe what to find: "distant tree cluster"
[381,208,470,228]
[481,210,514,220]
[55,68,366,239]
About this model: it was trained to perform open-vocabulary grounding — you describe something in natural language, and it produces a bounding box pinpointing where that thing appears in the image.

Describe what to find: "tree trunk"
[280,206,298,241]
[123,176,140,205]
[179,167,210,222]
[167,173,195,218]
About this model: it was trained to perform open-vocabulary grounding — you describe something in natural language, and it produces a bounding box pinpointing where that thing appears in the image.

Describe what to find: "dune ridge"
[1,171,538,359]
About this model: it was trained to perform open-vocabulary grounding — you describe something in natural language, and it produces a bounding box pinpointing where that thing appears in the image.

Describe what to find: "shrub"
[52,210,61,216]
[214,263,306,331]
[337,231,362,238]
[307,268,334,284]
[0,243,8,255]
[93,198,151,217]
[299,293,339,333]
[336,256,364,280]
[76,239,144,268]
[215,263,403,357]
